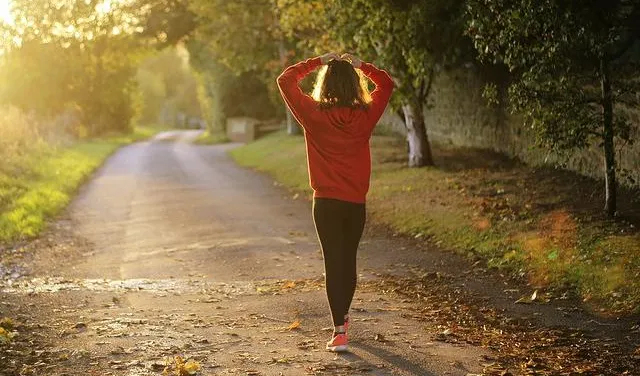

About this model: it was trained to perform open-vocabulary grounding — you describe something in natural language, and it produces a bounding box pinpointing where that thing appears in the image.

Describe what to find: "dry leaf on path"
[0,317,15,330]
[183,360,201,375]
[282,281,296,289]
[164,355,201,376]
[515,289,539,304]
[287,320,301,330]
[0,327,14,344]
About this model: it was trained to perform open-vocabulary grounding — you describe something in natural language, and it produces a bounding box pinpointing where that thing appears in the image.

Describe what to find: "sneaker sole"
[326,344,348,352]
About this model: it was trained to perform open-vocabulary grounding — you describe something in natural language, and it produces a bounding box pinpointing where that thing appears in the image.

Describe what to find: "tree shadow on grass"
[431,143,640,227]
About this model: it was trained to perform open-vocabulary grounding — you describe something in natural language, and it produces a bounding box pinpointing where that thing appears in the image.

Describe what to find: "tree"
[188,0,301,134]
[136,45,203,128]
[467,0,640,216]
[278,0,472,167]
[137,0,197,46]
[187,39,278,134]
[1,0,146,135]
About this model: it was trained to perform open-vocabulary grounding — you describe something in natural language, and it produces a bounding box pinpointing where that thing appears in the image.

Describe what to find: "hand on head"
[320,52,362,68]
[340,53,361,68]
[320,52,340,64]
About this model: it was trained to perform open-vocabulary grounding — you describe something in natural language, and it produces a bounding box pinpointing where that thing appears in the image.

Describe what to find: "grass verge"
[230,131,640,316]
[0,125,165,244]
[192,130,229,145]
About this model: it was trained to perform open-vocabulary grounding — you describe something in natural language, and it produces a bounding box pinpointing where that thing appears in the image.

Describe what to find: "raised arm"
[358,61,395,124]
[276,55,330,128]
[277,57,320,112]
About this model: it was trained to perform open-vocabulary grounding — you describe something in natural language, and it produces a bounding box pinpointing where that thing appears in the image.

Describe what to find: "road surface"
[1,131,488,375]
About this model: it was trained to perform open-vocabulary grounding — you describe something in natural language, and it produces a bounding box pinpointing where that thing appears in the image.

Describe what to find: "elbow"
[386,74,395,89]
[276,73,292,92]
[388,80,396,91]
[379,79,394,94]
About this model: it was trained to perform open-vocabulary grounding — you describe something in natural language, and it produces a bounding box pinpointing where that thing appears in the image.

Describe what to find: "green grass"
[230,131,640,315]
[229,133,310,192]
[98,124,171,143]
[0,125,165,244]
[193,130,229,145]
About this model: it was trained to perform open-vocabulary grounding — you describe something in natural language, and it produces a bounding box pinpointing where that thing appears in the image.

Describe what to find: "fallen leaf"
[164,356,201,376]
[374,333,386,342]
[515,296,532,304]
[183,360,201,375]
[282,281,296,289]
[287,320,301,330]
[0,317,15,330]
[0,327,14,344]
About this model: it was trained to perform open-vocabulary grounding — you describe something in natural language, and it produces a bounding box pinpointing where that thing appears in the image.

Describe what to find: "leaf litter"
[361,274,640,375]
[162,355,201,376]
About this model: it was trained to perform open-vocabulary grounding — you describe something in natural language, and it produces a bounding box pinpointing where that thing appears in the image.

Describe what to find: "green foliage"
[136,0,197,46]
[193,131,229,145]
[334,0,471,104]
[275,0,342,55]
[0,107,49,177]
[466,0,640,214]
[187,40,278,133]
[0,0,146,136]
[135,45,203,128]
[189,0,279,75]
[467,0,638,149]
[135,67,167,125]
[277,0,472,107]
[276,0,473,165]
[0,117,163,244]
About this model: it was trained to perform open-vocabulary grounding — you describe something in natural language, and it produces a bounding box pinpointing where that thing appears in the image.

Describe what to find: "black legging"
[312,198,366,327]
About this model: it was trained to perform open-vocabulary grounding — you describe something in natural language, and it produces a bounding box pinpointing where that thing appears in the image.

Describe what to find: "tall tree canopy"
[278,0,472,166]
[188,0,299,133]
[0,0,147,135]
[467,0,640,216]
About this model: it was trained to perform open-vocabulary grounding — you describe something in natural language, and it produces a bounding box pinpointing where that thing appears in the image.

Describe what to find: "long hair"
[312,59,371,110]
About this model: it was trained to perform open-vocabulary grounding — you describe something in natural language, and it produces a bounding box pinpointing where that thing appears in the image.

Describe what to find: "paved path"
[1,131,488,375]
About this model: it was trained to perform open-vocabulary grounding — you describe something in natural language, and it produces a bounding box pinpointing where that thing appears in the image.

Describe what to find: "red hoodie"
[277,57,394,204]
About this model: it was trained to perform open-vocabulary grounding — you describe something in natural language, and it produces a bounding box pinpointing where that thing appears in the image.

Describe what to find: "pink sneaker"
[326,333,348,352]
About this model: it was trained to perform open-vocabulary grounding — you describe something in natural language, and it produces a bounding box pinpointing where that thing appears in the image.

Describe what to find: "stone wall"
[380,66,640,188]
[226,117,283,143]
[226,117,260,143]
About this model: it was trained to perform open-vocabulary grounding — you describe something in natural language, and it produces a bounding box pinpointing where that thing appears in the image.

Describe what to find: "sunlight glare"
[96,0,112,14]
[0,0,12,24]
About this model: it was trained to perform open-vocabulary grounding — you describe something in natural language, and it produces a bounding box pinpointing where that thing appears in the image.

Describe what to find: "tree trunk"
[600,58,616,217]
[285,108,301,135]
[277,37,300,135]
[402,102,434,167]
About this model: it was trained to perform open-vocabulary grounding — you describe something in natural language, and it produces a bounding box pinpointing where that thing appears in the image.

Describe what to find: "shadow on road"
[346,341,440,376]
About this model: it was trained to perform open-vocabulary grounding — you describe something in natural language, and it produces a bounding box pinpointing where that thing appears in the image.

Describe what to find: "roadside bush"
[0,107,49,176]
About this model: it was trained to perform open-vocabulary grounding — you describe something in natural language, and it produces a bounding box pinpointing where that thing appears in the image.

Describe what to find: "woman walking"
[277,53,394,352]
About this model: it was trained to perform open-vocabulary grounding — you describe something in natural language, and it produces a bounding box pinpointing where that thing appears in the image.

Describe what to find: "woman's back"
[277,55,394,203]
